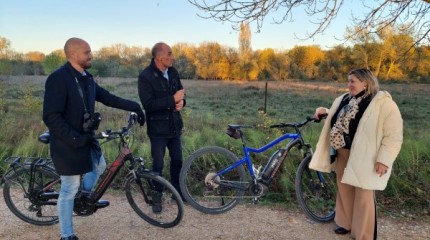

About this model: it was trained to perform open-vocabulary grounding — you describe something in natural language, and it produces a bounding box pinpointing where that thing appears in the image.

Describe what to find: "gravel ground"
[0,190,428,240]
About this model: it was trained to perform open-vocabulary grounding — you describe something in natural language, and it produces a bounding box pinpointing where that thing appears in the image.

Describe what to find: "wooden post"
[264,80,268,114]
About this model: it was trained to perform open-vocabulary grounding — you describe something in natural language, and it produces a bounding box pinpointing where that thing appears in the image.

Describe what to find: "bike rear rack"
[4,156,53,167]
[1,156,54,184]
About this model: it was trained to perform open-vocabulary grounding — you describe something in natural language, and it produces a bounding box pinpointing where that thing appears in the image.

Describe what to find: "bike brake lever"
[95,131,109,139]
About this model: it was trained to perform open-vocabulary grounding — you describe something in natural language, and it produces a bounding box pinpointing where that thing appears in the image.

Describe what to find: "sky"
[0,0,363,54]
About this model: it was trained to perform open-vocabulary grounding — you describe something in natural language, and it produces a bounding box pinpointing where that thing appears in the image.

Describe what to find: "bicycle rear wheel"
[179,146,246,214]
[124,170,183,228]
[295,155,336,223]
[3,166,60,225]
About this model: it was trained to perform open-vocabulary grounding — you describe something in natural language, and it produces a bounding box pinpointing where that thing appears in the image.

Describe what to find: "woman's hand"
[314,107,328,120]
[375,162,389,177]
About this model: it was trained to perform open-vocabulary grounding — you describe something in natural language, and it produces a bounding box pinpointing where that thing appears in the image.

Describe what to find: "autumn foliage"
[0,33,429,82]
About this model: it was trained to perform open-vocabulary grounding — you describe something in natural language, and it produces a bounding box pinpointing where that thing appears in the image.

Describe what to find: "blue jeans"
[57,150,106,238]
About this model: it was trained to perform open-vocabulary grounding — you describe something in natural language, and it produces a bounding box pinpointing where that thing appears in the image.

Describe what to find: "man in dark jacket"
[138,42,185,212]
[43,38,145,240]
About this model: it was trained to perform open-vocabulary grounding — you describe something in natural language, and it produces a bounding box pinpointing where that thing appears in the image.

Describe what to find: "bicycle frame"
[7,126,141,206]
[215,131,305,182]
[91,141,133,202]
[31,141,136,204]
[215,115,326,192]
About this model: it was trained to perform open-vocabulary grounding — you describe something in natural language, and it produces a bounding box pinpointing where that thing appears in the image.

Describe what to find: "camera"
[82,112,101,133]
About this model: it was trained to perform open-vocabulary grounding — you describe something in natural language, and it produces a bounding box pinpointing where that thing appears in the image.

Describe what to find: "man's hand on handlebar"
[127,111,145,127]
[135,110,145,126]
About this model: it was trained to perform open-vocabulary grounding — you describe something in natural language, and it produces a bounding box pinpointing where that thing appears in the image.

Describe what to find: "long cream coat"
[309,91,403,190]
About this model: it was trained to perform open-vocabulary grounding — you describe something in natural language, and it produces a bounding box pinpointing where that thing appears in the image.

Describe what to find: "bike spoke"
[180,146,246,214]
[125,172,183,228]
[3,167,60,225]
[295,156,336,222]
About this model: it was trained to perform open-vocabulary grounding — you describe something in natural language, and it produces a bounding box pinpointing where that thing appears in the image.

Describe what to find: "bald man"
[138,42,186,213]
[43,38,145,240]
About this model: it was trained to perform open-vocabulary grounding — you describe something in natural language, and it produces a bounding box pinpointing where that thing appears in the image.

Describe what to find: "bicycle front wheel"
[295,155,336,223]
[124,170,184,228]
[179,146,246,214]
[3,166,60,225]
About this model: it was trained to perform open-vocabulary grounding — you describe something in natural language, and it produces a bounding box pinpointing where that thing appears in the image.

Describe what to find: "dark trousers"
[149,135,183,191]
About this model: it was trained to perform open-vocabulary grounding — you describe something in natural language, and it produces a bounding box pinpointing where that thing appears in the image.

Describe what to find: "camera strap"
[74,76,90,112]
[66,63,91,112]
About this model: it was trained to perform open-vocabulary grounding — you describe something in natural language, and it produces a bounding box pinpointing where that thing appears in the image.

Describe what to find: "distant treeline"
[0,34,429,82]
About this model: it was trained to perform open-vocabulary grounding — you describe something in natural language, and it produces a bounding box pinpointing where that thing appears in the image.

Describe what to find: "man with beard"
[43,38,145,240]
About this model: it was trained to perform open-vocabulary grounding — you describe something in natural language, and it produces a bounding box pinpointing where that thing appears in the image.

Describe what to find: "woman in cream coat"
[310,68,403,240]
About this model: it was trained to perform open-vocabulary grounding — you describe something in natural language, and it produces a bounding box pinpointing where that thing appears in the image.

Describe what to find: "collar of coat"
[339,90,392,105]
[65,62,93,81]
[149,58,170,78]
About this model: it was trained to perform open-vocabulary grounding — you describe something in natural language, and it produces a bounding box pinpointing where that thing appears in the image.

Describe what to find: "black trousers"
[149,135,183,191]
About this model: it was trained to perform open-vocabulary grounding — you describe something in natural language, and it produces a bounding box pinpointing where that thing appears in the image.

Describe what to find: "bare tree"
[239,21,252,60]
[187,0,430,46]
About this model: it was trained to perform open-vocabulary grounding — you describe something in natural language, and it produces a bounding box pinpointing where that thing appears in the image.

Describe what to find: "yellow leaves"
[289,45,324,69]
[25,51,45,62]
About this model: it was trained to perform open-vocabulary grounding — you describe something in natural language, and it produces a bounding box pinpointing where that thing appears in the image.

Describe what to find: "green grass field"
[0,75,429,216]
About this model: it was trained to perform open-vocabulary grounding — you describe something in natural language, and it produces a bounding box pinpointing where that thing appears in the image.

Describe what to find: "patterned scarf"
[330,95,364,150]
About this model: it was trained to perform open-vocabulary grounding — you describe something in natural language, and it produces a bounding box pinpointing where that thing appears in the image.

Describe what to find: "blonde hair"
[348,68,379,97]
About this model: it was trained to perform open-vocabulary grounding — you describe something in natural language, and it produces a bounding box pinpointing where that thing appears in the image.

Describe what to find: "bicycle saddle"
[226,125,252,139]
[38,130,50,144]
[227,124,253,129]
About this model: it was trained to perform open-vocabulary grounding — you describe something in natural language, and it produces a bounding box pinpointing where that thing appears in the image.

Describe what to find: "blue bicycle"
[179,116,336,223]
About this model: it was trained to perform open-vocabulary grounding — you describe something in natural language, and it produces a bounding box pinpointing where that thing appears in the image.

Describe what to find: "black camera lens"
[82,112,101,133]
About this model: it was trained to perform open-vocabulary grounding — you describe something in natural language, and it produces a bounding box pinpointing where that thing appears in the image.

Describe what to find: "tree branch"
[187,0,430,45]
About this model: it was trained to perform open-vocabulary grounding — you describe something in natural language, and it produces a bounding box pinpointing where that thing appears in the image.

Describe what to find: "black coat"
[138,59,185,138]
[43,62,142,175]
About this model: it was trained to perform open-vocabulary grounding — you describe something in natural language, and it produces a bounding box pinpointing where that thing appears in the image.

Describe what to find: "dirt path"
[0,191,428,240]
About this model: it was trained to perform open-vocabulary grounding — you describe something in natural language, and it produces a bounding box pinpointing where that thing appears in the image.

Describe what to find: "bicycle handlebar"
[94,112,138,140]
[269,113,328,129]
[36,112,139,145]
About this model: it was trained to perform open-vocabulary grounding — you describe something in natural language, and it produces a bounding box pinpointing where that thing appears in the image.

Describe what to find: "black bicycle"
[180,115,336,222]
[1,113,184,228]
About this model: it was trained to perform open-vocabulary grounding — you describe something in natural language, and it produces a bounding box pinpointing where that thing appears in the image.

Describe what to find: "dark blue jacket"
[138,59,185,138]
[43,62,142,175]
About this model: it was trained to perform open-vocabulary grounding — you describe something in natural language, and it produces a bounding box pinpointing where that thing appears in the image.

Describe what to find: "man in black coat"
[138,42,185,212]
[43,37,145,240]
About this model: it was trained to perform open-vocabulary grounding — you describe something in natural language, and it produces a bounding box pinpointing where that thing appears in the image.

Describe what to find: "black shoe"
[60,235,79,240]
[152,192,163,213]
[94,200,110,209]
[334,226,350,235]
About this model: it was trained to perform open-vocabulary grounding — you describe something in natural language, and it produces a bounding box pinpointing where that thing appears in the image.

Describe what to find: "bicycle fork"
[128,157,155,205]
